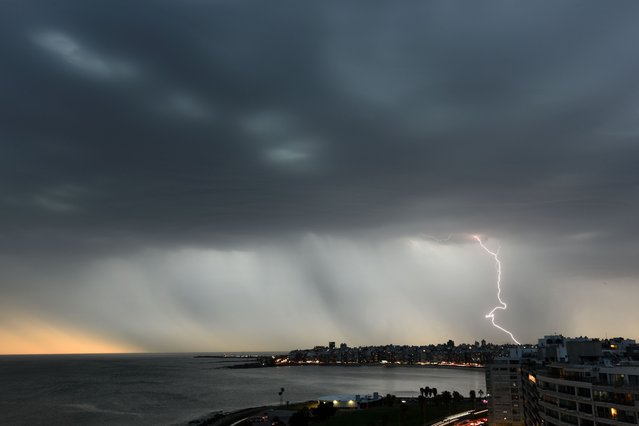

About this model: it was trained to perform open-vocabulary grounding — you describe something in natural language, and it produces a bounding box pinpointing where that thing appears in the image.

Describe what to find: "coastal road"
[427,409,487,426]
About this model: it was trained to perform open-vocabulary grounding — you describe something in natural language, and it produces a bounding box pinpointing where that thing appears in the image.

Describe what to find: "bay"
[0,353,485,425]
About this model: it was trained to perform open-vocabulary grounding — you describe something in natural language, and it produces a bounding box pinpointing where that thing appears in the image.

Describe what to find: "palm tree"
[424,386,431,398]
[431,387,438,399]
[478,389,484,399]
[278,387,285,406]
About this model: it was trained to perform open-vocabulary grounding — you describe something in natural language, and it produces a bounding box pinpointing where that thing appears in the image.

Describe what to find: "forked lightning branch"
[473,235,521,345]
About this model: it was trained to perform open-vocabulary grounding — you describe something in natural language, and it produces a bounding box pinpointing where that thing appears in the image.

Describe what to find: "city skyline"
[2,1,639,354]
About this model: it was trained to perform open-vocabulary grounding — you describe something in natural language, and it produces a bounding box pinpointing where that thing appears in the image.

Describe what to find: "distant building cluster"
[284,340,514,366]
[486,335,639,426]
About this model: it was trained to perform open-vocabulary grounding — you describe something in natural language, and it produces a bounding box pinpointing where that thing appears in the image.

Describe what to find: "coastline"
[2,355,484,425]
[186,364,484,424]
[221,361,485,371]
[186,396,482,426]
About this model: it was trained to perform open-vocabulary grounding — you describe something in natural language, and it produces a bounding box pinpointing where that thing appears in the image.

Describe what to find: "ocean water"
[0,354,485,425]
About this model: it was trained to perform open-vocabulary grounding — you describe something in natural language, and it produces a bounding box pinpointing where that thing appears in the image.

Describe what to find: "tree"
[469,390,476,410]
[452,391,463,403]
[424,386,431,398]
[383,393,397,407]
[441,390,452,405]
[431,387,438,399]
[278,387,285,406]
[478,389,484,399]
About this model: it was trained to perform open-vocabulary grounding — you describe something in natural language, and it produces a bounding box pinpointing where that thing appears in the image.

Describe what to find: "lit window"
[610,407,618,419]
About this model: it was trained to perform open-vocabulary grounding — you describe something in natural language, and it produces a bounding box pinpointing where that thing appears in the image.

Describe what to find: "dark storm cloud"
[1,0,638,252]
[2,1,639,350]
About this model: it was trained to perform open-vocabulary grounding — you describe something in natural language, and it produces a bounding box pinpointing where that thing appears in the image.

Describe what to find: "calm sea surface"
[0,353,485,425]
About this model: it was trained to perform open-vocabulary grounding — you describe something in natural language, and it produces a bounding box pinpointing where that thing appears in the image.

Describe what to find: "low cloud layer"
[1,1,639,352]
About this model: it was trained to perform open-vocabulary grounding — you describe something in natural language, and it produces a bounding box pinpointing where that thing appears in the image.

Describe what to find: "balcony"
[539,411,580,426]
[595,406,637,424]
[539,371,596,385]
[593,391,635,407]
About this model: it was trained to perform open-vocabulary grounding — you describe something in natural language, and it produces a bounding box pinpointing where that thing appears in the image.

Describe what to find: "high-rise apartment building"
[486,349,525,425]
[488,336,639,426]
[522,362,639,425]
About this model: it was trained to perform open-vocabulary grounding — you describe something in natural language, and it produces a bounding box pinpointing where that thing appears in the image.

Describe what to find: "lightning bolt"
[473,235,521,345]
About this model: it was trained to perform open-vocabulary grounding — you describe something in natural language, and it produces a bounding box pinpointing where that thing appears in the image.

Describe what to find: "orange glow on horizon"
[0,320,138,355]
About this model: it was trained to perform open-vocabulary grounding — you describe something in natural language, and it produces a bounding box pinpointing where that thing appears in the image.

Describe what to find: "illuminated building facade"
[523,363,639,425]
[489,337,639,426]
[519,336,639,426]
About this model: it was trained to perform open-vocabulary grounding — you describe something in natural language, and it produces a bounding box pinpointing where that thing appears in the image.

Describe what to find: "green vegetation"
[313,400,475,426]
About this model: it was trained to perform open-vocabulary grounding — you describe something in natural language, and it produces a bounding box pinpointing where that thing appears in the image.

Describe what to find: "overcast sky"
[2,1,639,354]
